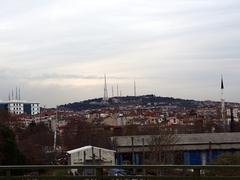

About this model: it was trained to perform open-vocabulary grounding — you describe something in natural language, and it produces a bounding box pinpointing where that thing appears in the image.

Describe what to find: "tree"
[0,110,25,165]
[0,124,25,165]
[62,120,112,150]
[212,153,240,165]
[209,153,240,176]
[17,122,54,164]
[147,130,178,165]
[0,110,16,127]
[122,125,141,136]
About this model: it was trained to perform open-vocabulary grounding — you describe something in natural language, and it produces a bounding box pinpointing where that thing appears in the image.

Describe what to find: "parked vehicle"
[108,168,129,176]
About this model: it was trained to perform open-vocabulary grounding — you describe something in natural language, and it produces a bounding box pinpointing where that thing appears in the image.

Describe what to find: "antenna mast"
[117,84,119,97]
[103,74,108,102]
[112,85,114,97]
[134,80,137,96]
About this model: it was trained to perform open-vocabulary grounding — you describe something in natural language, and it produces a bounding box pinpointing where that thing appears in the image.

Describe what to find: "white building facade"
[67,145,115,166]
[67,146,116,175]
[0,100,40,115]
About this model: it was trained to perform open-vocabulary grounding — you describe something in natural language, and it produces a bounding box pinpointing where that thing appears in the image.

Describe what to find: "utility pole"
[53,106,58,151]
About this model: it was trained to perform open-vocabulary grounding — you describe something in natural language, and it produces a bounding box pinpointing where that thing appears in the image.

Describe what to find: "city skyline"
[0,0,240,107]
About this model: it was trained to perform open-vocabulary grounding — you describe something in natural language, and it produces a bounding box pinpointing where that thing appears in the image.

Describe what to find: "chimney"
[15,87,18,100]
[18,87,21,100]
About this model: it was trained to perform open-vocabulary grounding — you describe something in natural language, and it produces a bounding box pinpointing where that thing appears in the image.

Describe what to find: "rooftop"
[0,100,40,104]
[113,132,240,146]
[67,145,116,154]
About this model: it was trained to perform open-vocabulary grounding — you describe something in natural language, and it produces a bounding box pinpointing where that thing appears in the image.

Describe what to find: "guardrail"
[1,165,240,179]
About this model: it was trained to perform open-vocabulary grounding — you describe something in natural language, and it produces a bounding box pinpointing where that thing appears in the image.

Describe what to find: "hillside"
[58,94,219,111]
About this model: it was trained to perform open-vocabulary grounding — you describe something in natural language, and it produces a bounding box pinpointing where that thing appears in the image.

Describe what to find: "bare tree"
[17,122,54,164]
[61,119,112,150]
[147,130,178,165]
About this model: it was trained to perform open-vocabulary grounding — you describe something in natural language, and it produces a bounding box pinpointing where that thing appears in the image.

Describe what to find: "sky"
[0,0,240,107]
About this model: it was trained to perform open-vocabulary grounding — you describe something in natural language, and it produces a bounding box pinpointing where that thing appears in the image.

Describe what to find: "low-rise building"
[112,132,240,165]
[67,145,115,166]
[67,145,115,175]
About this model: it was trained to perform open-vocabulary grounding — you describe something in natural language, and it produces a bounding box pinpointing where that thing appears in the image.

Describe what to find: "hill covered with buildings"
[59,94,238,112]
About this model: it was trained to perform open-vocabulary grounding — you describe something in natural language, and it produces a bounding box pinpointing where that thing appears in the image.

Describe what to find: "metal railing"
[1,165,240,179]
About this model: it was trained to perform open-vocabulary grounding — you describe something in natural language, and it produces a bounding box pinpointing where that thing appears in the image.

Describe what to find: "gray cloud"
[0,0,240,106]
[25,74,144,80]
[0,68,144,80]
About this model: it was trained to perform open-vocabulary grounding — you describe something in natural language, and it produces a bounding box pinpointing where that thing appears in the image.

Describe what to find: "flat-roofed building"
[67,145,115,175]
[67,145,115,166]
[0,100,40,115]
[112,132,240,165]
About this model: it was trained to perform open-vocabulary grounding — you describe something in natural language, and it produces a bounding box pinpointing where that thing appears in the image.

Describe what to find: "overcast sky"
[0,0,240,107]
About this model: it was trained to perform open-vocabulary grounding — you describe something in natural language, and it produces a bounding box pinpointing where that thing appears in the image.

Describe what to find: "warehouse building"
[112,132,240,165]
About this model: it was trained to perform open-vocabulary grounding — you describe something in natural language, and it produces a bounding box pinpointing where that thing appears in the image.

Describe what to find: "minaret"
[221,75,226,127]
[103,74,108,102]
[134,80,137,97]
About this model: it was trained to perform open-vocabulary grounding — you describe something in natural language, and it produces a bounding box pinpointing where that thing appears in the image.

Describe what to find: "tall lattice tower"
[112,85,114,97]
[103,74,108,102]
[117,84,119,97]
[134,80,137,96]
[221,75,225,126]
